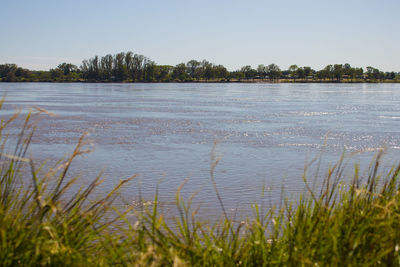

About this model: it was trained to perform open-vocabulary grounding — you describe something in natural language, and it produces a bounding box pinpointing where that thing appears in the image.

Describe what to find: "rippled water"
[1,83,400,217]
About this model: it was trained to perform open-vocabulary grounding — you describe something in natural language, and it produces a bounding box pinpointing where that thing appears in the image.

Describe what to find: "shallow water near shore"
[1,82,400,218]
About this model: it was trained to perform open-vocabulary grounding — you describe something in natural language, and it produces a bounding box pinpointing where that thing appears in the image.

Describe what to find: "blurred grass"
[1,99,400,266]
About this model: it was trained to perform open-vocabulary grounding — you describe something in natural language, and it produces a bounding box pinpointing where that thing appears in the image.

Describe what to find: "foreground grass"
[1,104,400,266]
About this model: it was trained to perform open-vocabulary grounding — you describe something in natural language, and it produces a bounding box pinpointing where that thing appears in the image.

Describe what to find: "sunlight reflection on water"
[1,82,400,218]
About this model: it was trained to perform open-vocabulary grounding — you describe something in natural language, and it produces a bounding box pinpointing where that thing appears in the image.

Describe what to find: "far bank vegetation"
[0,51,399,83]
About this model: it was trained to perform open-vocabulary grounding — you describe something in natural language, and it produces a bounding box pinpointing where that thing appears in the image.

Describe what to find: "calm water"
[1,83,400,217]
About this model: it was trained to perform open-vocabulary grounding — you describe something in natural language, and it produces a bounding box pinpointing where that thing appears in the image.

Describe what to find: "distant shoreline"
[2,79,400,84]
[2,53,399,83]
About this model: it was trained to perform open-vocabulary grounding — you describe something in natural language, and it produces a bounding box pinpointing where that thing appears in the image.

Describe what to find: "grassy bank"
[1,104,400,266]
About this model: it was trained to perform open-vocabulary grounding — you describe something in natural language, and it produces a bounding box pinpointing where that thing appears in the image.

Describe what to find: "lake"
[1,82,400,218]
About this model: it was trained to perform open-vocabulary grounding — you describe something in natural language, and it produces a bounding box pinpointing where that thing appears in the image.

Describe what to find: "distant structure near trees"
[0,52,399,82]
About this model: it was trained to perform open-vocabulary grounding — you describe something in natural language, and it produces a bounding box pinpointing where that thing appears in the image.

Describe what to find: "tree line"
[1,51,399,82]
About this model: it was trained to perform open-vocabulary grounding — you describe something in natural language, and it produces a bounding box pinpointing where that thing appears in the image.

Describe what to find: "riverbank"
[1,100,400,266]
[2,78,400,83]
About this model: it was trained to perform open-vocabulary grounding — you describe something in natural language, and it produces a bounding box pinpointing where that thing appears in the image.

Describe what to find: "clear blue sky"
[1,0,399,71]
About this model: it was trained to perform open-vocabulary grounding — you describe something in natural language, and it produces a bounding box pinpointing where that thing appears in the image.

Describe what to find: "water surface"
[1,83,399,218]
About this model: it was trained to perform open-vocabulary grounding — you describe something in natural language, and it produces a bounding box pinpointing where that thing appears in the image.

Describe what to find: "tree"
[241,65,257,79]
[200,60,213,80]
[303,66,313,79]
[296,67,306,79]
[288,65,298,80]
[0,64,18,79]
[257,64,267,79]
[15,67,30,78]
[229,71,245,81]
[81,56,100,80]
[366,66,382,80]
[132,54,144,81]
[155,65,173,81]
[266,64,281,80]
[186,60,201,79]
[50,68,63,79]
[5,71,16,82]
[113,52,128,81]
[125,51,134,79]
[100,54,113,80]
[343,63,355,80]
[333,64,343,81]
[172,63,187,81]
[57,63,78,75]
[143,59,156,82]
[355,68,364,79]
[213,65,228,79]
[323,65,334,80]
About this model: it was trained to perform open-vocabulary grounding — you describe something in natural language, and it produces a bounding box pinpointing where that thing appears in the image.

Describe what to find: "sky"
[1,0,399,71]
